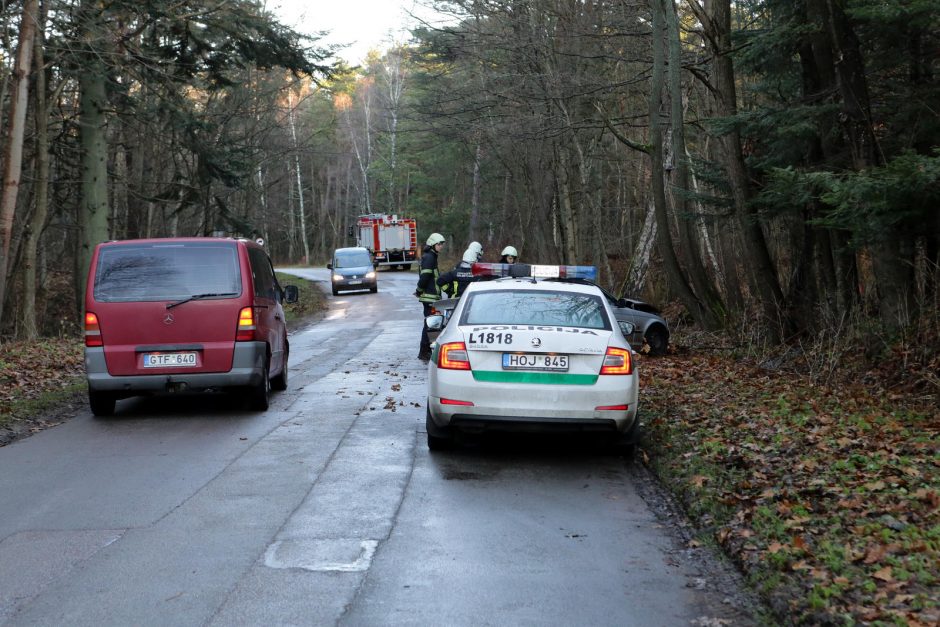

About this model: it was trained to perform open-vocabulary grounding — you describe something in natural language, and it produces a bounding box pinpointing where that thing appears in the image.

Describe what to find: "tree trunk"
[288,92,310,263]
[699,0,785,342]
[664,0,722,328]
[77,2,111,309]
[468,142,483,244]
[555,146,578,264]
[623,197,657,297]
[0,0,39,331]
[18,2,48,340]
[650,0,712,326]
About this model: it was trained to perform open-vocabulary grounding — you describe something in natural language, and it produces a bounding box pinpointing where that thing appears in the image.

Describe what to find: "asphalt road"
[0,267,757,626]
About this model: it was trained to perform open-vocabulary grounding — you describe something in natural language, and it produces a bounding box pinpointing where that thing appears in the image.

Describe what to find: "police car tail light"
[471,262,597,281]
[438,342,471,370]
[84,312,103,347]
[600,347,632,375]
[236,307,256,341]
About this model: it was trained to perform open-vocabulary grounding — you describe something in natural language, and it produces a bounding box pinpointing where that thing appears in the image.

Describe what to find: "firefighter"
[437,241,483,299]
[500,245,518,264]
[415,233,446,360]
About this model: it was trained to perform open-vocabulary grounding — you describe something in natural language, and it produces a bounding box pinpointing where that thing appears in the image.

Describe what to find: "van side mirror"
[283,285,299,304]
[347,226,354,237]
[327,262,333,270]
[617,298,628,308]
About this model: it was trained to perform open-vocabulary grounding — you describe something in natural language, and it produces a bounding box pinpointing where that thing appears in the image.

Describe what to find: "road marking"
[263,539,378,572]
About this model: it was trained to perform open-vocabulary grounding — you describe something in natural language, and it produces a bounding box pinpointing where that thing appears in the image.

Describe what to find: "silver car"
[327,247,377,295]
[596,287,669,356]
[424,274,640,450]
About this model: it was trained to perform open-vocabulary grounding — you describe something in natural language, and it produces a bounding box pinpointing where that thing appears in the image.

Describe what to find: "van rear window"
[93,243,242,302]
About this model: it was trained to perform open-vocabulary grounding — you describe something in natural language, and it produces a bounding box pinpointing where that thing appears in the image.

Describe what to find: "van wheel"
[271,346,288,391]
[331,286,339,296]
[370,284,378,293]
[247,361,270,411]
[89,390,116,417]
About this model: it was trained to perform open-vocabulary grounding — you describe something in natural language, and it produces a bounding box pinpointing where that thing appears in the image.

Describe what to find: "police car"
[424,263,640,450]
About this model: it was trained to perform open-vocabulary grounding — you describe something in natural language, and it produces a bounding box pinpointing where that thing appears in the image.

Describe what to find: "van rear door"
[89,241,244,376]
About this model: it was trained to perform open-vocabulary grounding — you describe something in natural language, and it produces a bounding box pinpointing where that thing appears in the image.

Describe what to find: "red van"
[83,238,298,415]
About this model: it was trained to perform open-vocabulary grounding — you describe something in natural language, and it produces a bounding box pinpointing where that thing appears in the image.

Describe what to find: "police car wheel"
[610,414,641,456]
[426,408,452,451]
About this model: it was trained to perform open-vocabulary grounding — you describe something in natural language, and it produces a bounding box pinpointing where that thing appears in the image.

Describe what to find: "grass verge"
[638,346,938,625]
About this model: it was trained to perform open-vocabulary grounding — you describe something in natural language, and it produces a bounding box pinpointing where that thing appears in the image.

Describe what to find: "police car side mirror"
[283,285,299,304]
[618,321,635,336]
[425,315,445,331]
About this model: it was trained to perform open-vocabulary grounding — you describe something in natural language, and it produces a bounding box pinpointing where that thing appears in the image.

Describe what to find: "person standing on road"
[415,233,446,360]
[500,245,518,264]
[437,241,483,299]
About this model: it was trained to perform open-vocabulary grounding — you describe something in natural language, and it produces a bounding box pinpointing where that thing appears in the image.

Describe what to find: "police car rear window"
[93,243,242,302]
[460,289,611,330]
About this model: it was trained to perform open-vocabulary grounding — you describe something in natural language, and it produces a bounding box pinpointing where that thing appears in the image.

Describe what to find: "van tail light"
[84,312,103,347]
[600,347,632,375]
[236,307,256,341]
[438,342,471,370]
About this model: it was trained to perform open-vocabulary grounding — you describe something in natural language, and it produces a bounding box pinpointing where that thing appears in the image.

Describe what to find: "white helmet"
[467,241,483,260]
[501,246,518,257]
[426,233,446,246]
[462,248,479,263]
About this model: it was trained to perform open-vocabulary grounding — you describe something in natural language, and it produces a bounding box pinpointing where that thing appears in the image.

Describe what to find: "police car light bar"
[471,263,597,281]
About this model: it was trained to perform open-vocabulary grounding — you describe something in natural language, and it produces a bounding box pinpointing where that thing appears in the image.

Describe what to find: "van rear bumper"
[85,342,266,392]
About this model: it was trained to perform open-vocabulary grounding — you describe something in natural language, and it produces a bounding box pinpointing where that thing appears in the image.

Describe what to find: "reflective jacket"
[437,261,476,298]
[416,246,441,303]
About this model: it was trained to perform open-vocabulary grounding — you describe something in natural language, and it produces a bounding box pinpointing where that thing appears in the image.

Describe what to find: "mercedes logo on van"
[530,337,541,348]
[163,313,175,325]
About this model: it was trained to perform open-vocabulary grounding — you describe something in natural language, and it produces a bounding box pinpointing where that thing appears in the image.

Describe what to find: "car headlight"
[332,273,343,282]
[366,271,376,279]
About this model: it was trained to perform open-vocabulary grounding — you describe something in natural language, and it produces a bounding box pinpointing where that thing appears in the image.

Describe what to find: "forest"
[0,0,938,353]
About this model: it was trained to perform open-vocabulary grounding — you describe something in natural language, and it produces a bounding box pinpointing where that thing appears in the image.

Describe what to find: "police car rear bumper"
[446,414,622,434]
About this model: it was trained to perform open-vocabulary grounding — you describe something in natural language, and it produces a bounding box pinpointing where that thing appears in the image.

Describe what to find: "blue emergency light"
[471,262,597,281]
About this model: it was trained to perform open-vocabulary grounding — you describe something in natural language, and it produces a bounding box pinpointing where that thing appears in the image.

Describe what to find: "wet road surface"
[0,267,758,626]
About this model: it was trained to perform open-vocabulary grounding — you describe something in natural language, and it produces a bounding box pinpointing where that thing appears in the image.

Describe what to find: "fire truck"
[354,214,419,269]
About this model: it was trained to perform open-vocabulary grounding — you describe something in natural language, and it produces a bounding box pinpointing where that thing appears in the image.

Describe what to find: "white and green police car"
[424,263,640,450]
